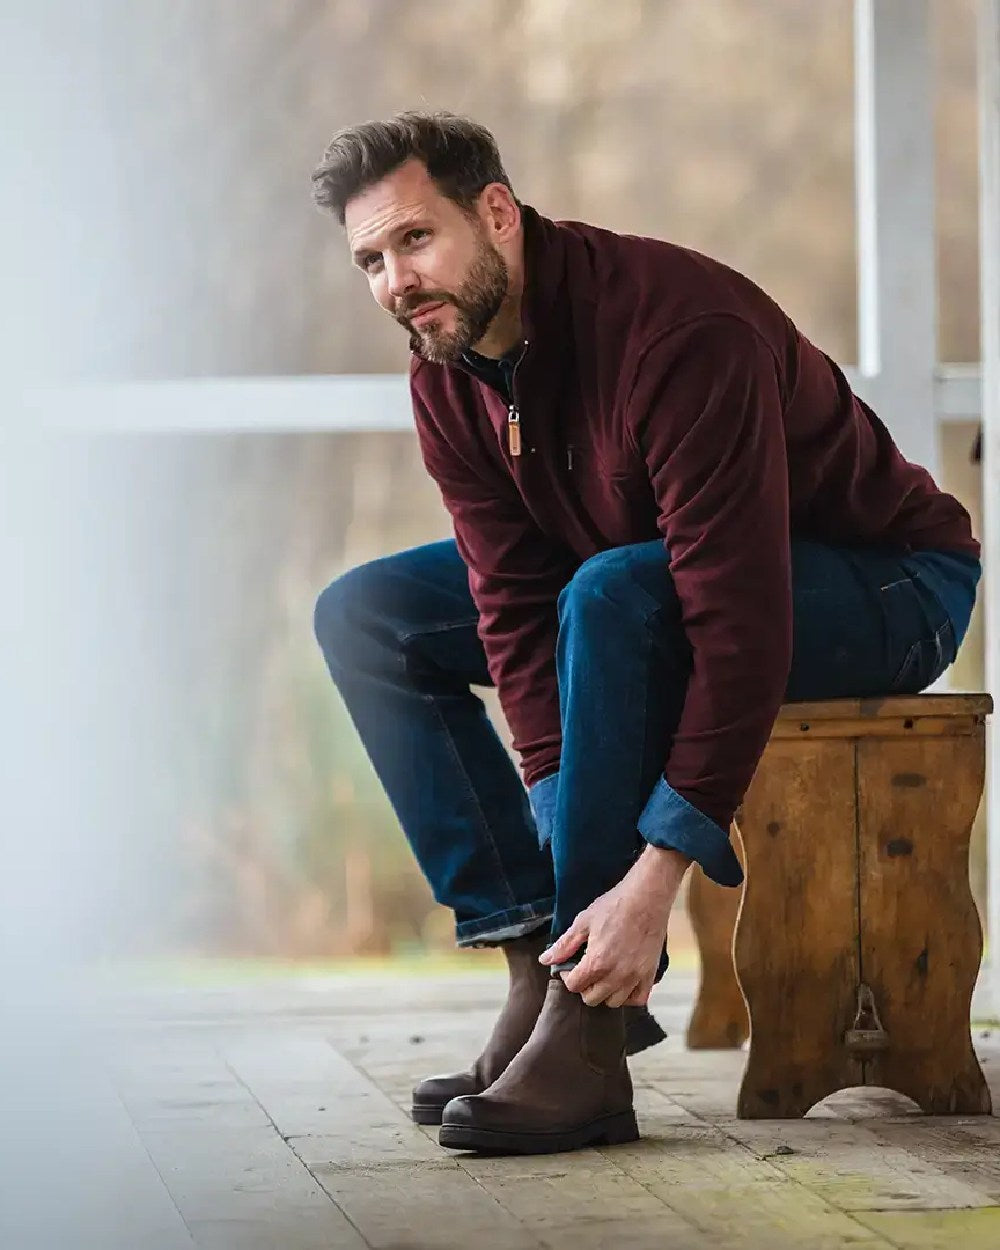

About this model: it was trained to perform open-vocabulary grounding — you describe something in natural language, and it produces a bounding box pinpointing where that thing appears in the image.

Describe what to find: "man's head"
[312,112,524,363]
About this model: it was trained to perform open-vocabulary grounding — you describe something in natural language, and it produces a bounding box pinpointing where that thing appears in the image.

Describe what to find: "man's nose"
[384,254,419,300]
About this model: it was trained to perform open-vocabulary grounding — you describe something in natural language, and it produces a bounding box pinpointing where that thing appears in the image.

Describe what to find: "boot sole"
[414,1013,665,1125]
[438,1109,639,1154]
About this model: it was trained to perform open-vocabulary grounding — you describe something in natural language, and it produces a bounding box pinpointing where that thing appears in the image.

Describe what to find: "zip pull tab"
[507,404,522,456]
[567,445,574,471]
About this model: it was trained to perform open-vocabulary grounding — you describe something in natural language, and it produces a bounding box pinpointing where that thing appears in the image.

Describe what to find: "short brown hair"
[311,111,517,225]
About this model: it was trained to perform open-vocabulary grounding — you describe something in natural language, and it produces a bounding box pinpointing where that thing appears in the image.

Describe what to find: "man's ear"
[479,183,520,244]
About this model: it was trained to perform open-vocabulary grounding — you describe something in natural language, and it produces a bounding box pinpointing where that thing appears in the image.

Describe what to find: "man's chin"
[409,329,467,365]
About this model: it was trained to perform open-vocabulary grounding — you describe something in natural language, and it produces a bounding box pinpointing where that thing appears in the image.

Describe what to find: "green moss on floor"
[96,946,700,987]
[857,1205,1000,1248]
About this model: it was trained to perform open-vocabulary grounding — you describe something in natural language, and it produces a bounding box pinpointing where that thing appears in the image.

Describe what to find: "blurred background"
[2,0,989,976]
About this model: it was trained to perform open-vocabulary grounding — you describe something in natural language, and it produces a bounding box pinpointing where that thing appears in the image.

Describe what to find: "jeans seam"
[933,618,956,679]
[393,617,519,913]
[423,690,519,909]
[461,903,551,925]
[633,623,654,861]
[890,639,922,692]
[398,617,480,644]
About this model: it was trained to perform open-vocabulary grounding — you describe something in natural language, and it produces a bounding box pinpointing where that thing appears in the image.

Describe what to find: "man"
[311,113,980,1156]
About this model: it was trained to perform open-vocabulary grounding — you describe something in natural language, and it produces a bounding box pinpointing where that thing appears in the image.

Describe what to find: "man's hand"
[539,845,692,1008]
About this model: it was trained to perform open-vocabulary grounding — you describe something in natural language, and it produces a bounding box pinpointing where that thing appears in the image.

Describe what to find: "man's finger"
[561,949,635,998]
[538,922,588,965]
[558,947,607,993]
[580,978,621,1007]
[624,979,654,1008]
[606,982,638,1009]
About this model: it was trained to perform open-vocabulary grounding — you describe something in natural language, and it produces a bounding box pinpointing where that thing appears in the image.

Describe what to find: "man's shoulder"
[552,214,720,277]
[546,214,796,359]
[556,216,768,311]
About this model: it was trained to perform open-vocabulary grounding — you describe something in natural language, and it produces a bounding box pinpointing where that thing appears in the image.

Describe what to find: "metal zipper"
[507,338,529,457]
[507,404,522,456]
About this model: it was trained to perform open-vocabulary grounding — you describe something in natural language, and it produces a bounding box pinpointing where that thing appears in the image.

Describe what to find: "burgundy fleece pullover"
[410,207,979,832]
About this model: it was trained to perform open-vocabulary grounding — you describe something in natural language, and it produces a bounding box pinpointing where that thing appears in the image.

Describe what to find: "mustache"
[396,294,454,319]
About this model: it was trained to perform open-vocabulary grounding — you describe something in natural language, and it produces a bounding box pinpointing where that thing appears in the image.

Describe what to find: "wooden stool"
[686,693,993,1119]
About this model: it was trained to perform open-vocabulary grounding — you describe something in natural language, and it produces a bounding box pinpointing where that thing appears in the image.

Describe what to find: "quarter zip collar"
[418,204,571,397]
[517,205,568,348]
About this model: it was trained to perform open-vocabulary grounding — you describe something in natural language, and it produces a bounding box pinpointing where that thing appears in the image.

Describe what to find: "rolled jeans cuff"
[528,771,559,850]
[637,777,743,887]
[455,899,554,947]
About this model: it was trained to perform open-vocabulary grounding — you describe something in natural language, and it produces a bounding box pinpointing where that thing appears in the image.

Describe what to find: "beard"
[396,238,509,364]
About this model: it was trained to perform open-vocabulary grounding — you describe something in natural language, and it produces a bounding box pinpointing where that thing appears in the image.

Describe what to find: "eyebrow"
[350,219,426,268]
[351,243,378,268]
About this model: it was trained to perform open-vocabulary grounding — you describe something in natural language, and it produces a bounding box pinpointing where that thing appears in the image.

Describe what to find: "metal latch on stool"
[844,983,889,1054]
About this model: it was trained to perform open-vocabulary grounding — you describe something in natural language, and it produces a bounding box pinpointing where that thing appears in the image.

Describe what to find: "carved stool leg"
[735,737,863,1117]
[686,826,748,1049]
[853,732,992,1115]
[734,700,992,1119]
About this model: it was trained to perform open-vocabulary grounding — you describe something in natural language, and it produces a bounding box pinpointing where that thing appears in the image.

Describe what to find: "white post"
[979,0,1000,1018]
[854,0,938,475]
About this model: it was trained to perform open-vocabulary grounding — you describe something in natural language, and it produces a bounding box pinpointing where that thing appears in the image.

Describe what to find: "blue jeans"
[314,538,973,948]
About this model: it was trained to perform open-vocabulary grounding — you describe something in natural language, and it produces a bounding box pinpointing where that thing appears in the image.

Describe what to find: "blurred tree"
[97,0,982,955]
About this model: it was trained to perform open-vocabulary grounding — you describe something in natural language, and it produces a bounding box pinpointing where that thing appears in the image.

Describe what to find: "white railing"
[978,0,1000,1018]
[23,363,983,437]
[22,0,1000,1014]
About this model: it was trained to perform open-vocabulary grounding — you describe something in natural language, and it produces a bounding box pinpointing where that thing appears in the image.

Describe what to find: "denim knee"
[557,546,668,626]
[313,559,389,674]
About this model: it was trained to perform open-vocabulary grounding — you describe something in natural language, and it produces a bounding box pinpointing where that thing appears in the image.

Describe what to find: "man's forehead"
[345,163,445,247]
[347,199,431,252]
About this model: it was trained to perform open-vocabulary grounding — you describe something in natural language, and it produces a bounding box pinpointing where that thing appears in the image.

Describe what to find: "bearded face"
[394,232,510,364]
[346,160,519,364]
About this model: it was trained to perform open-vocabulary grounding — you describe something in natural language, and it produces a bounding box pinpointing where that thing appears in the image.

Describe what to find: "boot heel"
[597,1111,639,1146]
[411,1103,444,1126]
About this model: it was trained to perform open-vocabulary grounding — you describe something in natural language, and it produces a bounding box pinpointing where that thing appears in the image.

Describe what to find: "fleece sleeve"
[629,316,792,884]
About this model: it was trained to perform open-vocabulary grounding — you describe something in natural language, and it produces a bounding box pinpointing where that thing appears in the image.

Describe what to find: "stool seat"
[686,692,993,1119]
[770,691,992,731]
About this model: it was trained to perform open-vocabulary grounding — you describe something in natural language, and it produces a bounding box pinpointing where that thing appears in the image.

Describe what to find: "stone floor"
[15,967,1000,1249]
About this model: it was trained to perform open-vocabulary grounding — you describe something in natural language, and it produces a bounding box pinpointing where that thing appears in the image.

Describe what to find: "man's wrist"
[635,842,692,898]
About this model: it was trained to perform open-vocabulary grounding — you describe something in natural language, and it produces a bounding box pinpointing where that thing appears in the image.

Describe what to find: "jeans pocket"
[890,619,956,693]
[932,618,958,680]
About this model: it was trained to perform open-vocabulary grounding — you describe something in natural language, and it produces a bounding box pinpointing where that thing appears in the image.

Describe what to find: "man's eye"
[362,254,383,273]
[405,229,429,244]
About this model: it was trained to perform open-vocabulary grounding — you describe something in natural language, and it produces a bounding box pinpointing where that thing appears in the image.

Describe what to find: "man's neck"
[470,249,526,359]
[472,302,522,359]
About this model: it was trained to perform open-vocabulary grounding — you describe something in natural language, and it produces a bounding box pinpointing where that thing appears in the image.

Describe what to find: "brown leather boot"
[410,929,550,1124]
[438,976,638,1154]
[411,933,667,1125]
